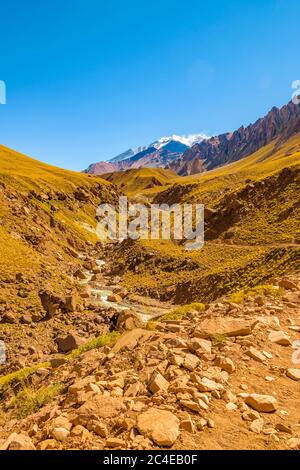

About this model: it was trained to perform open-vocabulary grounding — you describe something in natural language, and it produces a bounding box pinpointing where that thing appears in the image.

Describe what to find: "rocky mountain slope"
[106,132,300,304]
[0,105,299,452]
[0,145,120,374]
[171,101,300,175]
[1,262,299,450]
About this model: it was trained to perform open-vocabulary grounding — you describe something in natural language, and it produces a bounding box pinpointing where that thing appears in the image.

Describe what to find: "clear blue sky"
[0,0,299,171]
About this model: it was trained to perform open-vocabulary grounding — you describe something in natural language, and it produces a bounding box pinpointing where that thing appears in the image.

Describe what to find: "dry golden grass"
[130,134,300,206]
[102,168,178,196]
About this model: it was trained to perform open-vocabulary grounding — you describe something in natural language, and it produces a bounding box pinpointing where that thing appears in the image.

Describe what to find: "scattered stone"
[52,416,72,431]
[183,353,200,371]
[50,357,67,368]
[245,394,278,413]
[180,400,201,413]
[287,438,300,450]
[242,410,261,422]
[105,438,125,448]
[262,351,273,359]
[38,439,58,450]
[286,368,300,381]
[254,296,264,306]
[190,338,212,355]
[207,419,215,428]
[226,402,237,411]
[180,417,195,433]
[74,269,87,280]
[107,293,122,303]
[20,314,32,324]
[148,371,169,394]
[197,418,208,431]
[215,356,236,373]
[270,434,280,443]
[250,418,264,433]
[39,290,62,318]
[57,333,85,353]
[116,310,142,332]
[275,423,292,434]
[265,376,275,383]
[81,286,91,299]
[193,375,224,393]
[1,312,17,324]
[268,331,291,346]
[245,347,266,363]
[52,427,70,442]
[223,390,237,404]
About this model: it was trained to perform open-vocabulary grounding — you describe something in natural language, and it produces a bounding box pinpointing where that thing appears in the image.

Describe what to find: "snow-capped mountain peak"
[109,133,208,163]
[152,133,208,150]
[85,132,209,175]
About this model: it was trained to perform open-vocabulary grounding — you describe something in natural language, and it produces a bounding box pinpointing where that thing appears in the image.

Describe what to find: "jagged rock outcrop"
[171,101,300,175]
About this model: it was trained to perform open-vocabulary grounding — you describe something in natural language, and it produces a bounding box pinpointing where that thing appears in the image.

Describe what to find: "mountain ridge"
[171,100,300,175]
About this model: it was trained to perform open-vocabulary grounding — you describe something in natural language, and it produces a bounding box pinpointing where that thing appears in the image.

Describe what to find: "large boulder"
[39,290,63,318]
[107,293,123,303]
[74,395,125,426]
[245,394,278,413]
[0,433,36,450]
[63,293,78,313]
[56,333,85,353]
[195,317,254,338]
[137,408,180,447]
[116,309,142,332]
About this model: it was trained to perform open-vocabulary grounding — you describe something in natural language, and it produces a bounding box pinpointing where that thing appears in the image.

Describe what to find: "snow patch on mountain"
[109,133,208,163]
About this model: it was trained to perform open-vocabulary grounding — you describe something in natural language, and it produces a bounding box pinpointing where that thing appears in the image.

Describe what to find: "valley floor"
[0,249,299,451]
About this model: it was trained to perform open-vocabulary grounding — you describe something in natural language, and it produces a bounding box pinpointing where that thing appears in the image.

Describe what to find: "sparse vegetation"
[145,321,158,331]
[69,331,120,357]
[12,384,60,419]
[211,334,227,345]
[227,284,285,304]
[0,362,50,392]
[158,303,206,321]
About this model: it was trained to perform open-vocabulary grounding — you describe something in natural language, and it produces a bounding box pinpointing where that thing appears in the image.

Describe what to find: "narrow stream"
[79,258,167,323]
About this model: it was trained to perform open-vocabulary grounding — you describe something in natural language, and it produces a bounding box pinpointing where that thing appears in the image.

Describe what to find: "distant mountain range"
[170,100,300,175]
[84,100,300,177]
[83,134,207,175]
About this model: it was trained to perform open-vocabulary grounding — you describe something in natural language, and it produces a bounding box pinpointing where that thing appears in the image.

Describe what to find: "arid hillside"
[0,132,299,452]
[0,145,120,373]
[106,133,300,303]
[101,168,178,197]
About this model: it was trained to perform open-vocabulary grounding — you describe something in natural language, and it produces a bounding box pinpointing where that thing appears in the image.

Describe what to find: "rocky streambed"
[79,257,171,323]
